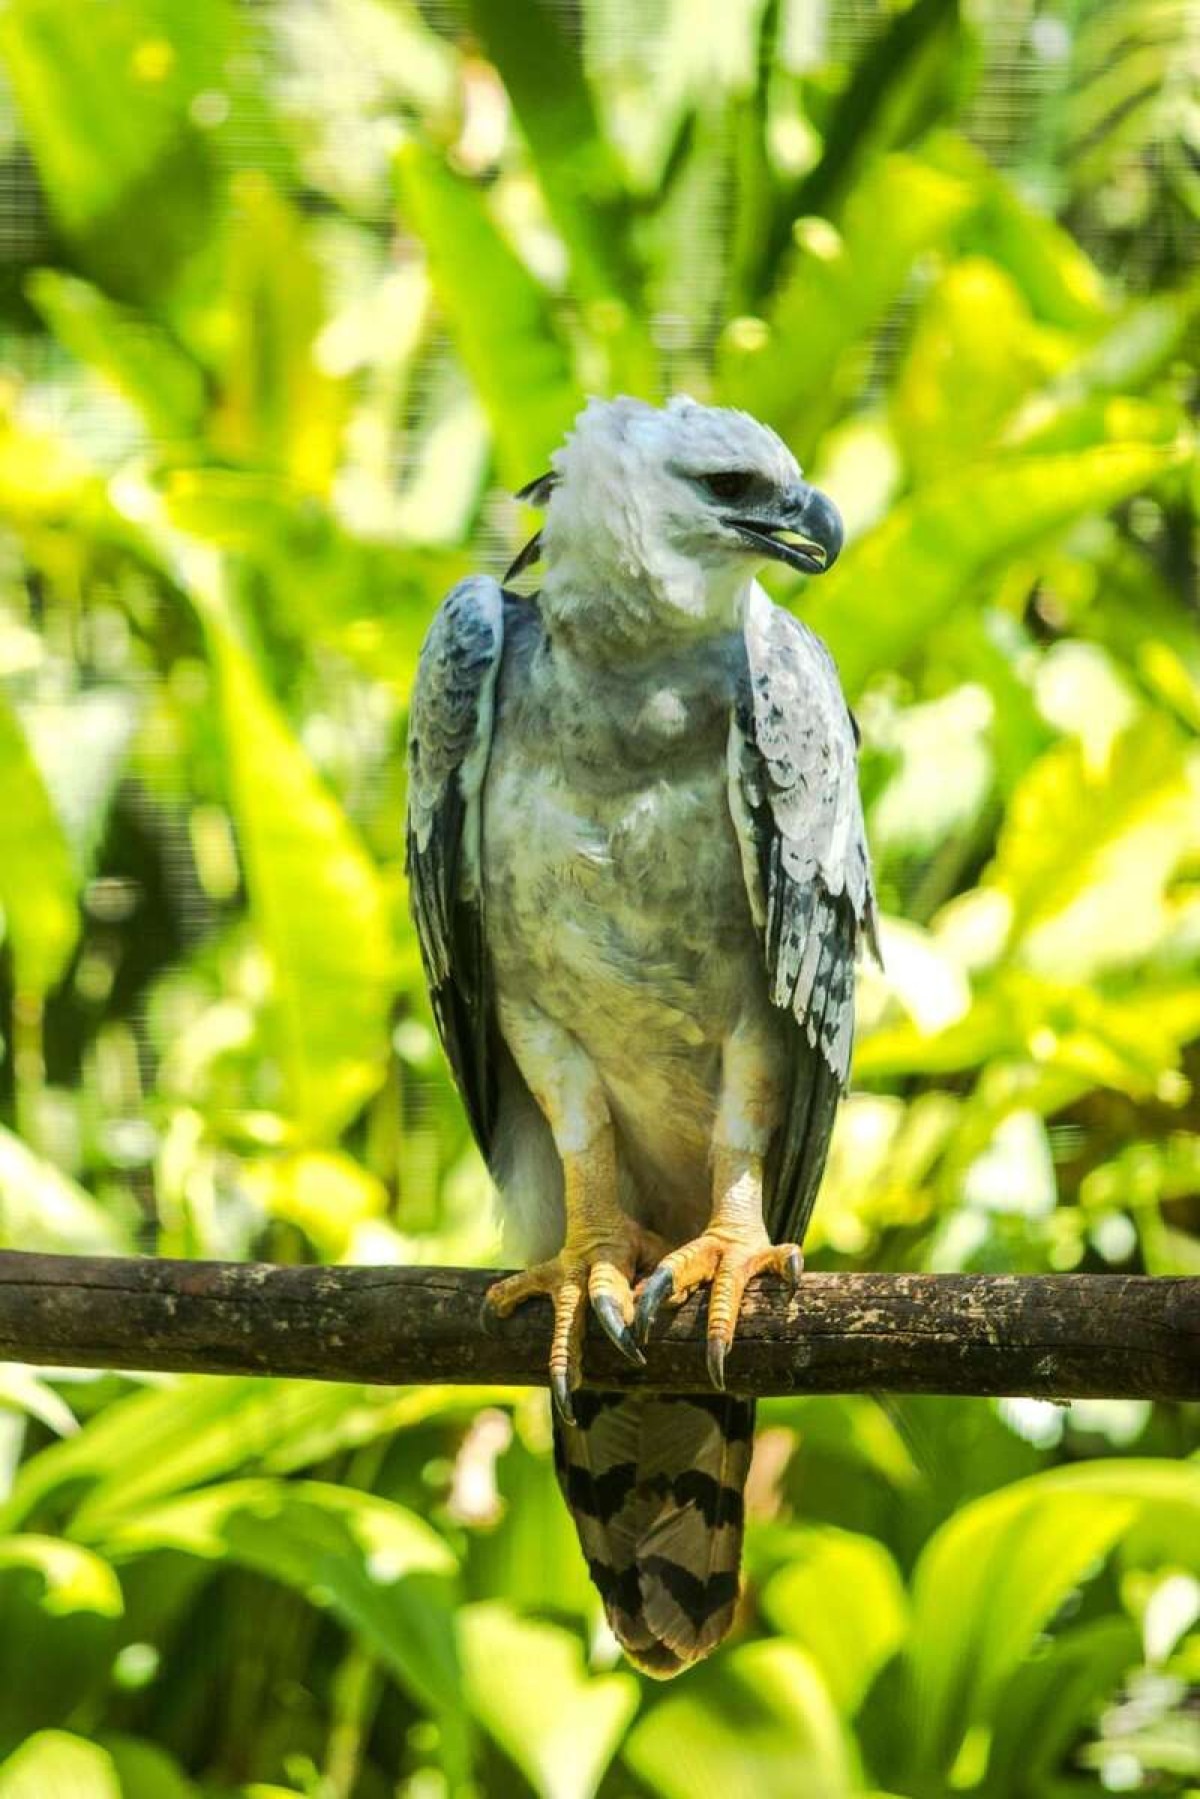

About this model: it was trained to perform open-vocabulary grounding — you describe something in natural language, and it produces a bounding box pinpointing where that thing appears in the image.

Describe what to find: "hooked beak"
[725,482,844,576]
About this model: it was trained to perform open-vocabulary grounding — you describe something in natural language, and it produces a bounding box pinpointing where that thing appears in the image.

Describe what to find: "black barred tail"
[553,1389,755,1678]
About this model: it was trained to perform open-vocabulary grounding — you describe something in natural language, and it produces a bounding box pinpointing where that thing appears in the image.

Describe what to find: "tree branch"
[0,1252,1196,1399]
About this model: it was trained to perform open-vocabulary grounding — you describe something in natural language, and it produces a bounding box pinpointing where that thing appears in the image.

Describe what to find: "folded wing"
[729,584,880,1245]
[405,575,506,1154]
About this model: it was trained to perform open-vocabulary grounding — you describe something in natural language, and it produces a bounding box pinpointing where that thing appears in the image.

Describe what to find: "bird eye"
[701,470,754,504]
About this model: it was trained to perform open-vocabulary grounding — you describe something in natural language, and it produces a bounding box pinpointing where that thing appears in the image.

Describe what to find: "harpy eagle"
[406,395,877,1675]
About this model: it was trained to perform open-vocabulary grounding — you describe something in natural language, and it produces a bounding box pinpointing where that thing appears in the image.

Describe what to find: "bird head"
[519,396,842,650]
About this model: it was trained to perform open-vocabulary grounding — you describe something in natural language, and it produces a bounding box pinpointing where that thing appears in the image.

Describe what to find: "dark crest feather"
[513,470,557,506]
[504,530,543,583]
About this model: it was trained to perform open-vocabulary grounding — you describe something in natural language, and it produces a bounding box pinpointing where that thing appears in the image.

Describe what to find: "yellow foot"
[485,1218,666,1424]
[633,1230,802,1390]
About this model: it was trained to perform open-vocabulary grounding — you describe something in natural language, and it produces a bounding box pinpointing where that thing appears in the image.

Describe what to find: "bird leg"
[633,1145,801,1388]
[486,1123,665,1423]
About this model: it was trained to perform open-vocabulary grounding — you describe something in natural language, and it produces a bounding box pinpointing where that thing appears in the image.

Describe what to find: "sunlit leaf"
[23,689,139,877]
[99,1737,196,1799]
[794,0,976,222]
[0,1125,131,1255]
[1008,287,1200,455]
[890,258,1070,479]
[211,174,350,495]
[762,1526,909,1714]
[460,1602,637,1799]
[623,1638,857,1799]
[4,1374,477,1537]
[197,578,394,1140]
[982,1617,1141,1798]
[464,1424,597,1621]
[0,1540,123,1756]
[102,1479,462,1724]
[907,1460,1200,1780]
[0,0,227,303]
[0,1369,77,1440]
[0,688,78,996]
[0,1732,121,1799]
[935,135,1112,331]
[395,139,583,485]
[720,152,971,452]
[987,717,1199,979]
[463,0,644,317]
[241,1149,387,1259]
[807,439,1187,696]
[27,272,206,441]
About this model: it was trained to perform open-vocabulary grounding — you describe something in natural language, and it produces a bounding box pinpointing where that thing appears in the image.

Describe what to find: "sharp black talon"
[707,1337,728,1391]
[551,1370,577,1426]
[634,1266,675,1344]
[786,1249,803,1289]
[478,1295,502,1336]
[592,1293,646,1366]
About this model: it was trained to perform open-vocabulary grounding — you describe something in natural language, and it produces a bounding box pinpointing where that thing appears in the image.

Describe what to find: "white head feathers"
[524,396,805,651]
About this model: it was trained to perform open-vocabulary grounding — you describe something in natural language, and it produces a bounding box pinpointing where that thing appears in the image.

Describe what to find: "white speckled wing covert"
[732,583,880,1244]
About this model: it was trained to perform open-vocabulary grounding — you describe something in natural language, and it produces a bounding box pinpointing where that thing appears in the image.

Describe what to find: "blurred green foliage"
[0,0,1196,1793]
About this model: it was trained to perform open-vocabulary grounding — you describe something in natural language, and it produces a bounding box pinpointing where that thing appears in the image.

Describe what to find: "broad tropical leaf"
[761,1526,909,1715]
[101,1479,463,1725]
[197,577,394,1141]
[0,0,227,303]
[807,440,1187,695]
[395,140,583,486]
[0,689,79,997]
[906,1460,1200,1780]
[460,1603,638,1799]
[623,1639,857,1799]
[0,1541,122,1756]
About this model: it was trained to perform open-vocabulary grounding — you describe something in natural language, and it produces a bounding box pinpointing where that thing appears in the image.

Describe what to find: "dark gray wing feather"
[731,585,879,1245]
[405,575,505,1153]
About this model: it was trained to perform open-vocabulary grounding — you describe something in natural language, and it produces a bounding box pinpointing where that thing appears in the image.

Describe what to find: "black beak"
[726,482,844,576]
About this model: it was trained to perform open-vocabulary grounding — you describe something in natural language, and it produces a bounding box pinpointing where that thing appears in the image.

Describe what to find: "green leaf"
[624,1639,856,1799]
[761,1526,909,1715]
[4,1373,473,1537]
[981,1617,1141,1799]
[0,1368,78,1439]
[463,0,643,312]
[1014,287,1200,435]
[0,688,79,996]
[102,1479,462,1723]
[158,468,459,687]
[464,1427,597,1621]
[211,175,350,496]
[806,439,1187,697]
[719,151,971,452]
[0,1540,123,1756]
[98,1738,196,1799]
[197,580,394,1140]
[22,690,138,881]
[27,271,206,440]
[907,1460,1200,1781]
[0,1535,122,1618]
[890,258,1070,481]
[460,1602,637,1799]
[0,0,226,304]
[793,0,976,220]
[928,134,1111,332]
[0,1732,121,1799]
[395,140,582,485]
[986,717,1199,979]
[0,1125,131,1254]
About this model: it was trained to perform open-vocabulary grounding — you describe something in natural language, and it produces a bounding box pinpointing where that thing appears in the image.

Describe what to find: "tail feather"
[553,1389,755,1678]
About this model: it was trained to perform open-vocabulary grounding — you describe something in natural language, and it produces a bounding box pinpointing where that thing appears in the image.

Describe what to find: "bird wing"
[405,575,506,1155]
[729,582,880,1245]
